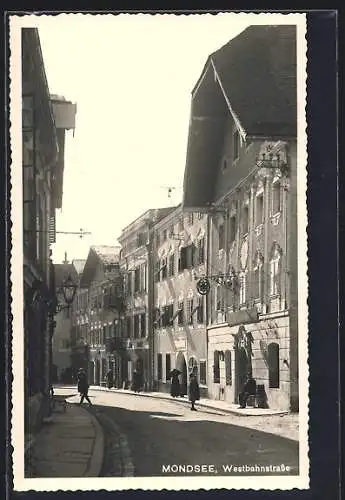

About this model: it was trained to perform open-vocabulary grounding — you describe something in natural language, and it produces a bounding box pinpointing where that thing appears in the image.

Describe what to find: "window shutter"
[225,350,232,385]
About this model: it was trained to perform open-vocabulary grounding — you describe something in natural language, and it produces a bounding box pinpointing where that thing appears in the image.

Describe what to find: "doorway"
[176,352,188,396]
[95,359,101,386]
[235,347,249,402]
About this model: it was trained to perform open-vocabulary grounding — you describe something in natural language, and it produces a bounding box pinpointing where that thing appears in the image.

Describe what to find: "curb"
[89,386,289,418]
[82,406,105,477]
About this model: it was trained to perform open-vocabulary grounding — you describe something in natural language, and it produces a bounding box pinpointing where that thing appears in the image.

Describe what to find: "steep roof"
[193,25,297,137]
[183,25,297,209]
[91,245,121,265]
[79,246,121,288]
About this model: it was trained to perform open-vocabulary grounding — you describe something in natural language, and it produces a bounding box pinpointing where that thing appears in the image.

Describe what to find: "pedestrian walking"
[77,368,92,406]
[189,373,200,411]
[131,369,141,393]
[169,368,181,398]
[238,373,257,408]
[106,369,113,389]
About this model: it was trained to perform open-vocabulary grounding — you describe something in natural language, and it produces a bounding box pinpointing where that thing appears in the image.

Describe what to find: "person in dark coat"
[169,369,181,398]
[132,370,141,393]
[189,373,200,411]
[77,369,92,406]
[106,369,114,389]
[238,374,257,408]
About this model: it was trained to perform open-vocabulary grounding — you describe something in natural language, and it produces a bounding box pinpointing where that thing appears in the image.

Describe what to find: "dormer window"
[233,129,240,162]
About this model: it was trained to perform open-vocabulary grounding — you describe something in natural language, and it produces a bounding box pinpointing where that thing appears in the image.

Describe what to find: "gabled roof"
[183,24,297,209]
[79,246,120,288]
[192,25,297,137]
[92,245,121,265]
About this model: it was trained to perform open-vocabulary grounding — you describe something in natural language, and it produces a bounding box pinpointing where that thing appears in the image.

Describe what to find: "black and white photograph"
[9,11,308,491]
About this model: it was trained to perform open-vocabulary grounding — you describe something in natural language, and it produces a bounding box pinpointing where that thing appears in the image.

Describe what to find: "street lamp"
[61,274,78,305]
[55,274,78,312]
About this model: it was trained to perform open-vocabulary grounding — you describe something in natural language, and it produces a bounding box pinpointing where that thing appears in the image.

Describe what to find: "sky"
[30,13,294,264]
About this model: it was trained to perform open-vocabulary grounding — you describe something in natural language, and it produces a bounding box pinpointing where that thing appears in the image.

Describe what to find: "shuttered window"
[213,350,220,383]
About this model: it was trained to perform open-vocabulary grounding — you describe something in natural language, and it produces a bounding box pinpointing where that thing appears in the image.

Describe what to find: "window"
[186,298,194,325]
[268,342,280,388]
[134,268,140,293]
[168,253,175,277]
[126,316,132,338]
[197,296,204,323]
[162,229,167,242]
[198,237,205,264]
[178,218,184,232]
[218,223,225,250]
[156,232,160,247]
[177,301,184,326]
[188,213,194,225]
[157,354,162,381]
[233,129,240,161]
[178,247,187,272]
[253,265,263,300]
[199,360,207,385]
[198,212,203,220]
[256,194,264,225]
[165,354,171,381]
[126,273,132,295]
[134,315,140,338]
[229,215,236,244]
[167,304,174,326]
[242,205,249,234]
[239,272,247,305]
[213,351,220,383]
[216,286,224,312]
[161,258,167,280]
[272,181,281,214]
[154,261,160,282]
[169,225,174,238]
[225,350,232,385]
[186,245,194,269]
[269,245,282,296]
[222,157,228,171]
[140,313,146,337]
[137,232,146,247]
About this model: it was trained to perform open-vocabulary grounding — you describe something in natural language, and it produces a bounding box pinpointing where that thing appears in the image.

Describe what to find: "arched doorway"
[235,347,249,401]
[176,352,188,396]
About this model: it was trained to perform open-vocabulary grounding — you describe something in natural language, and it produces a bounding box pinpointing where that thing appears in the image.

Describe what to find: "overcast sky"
[27,13,298,264]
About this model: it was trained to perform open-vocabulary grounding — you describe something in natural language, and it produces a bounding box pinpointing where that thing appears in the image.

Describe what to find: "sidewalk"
[88,385,289,417]
[25,401,104,477]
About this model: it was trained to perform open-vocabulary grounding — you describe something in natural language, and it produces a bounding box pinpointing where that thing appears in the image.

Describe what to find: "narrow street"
[64,388,299,477]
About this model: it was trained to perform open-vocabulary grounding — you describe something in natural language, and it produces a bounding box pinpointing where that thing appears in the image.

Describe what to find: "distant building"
[22,28,76,433]
[52,258,79,383]
[183,25,298,411]
[118,207,174,389]
[152,206,209,397]
[78,246,122,385]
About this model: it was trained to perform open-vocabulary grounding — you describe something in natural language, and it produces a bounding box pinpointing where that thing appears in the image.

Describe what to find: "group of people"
[169,369,200,411]
[76,366,256,411]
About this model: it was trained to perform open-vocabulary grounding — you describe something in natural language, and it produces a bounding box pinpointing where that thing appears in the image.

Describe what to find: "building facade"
[118,207,174,390]
[182,25,298,411]
[22,28,76,433]
[78,246,122,386]
[152,206,209,397]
